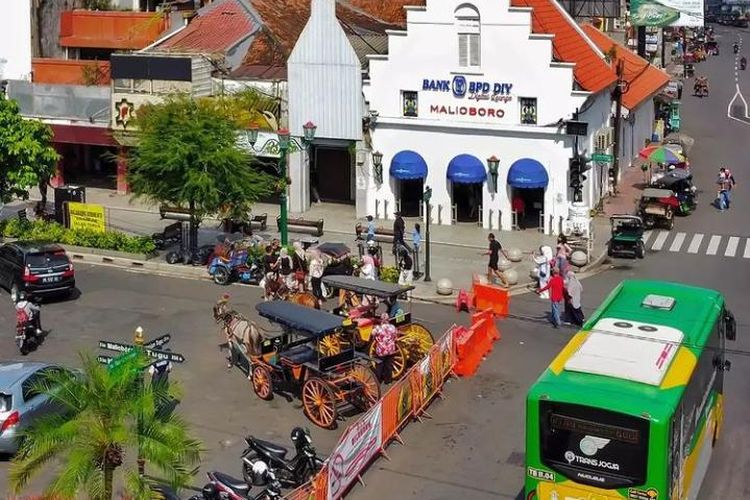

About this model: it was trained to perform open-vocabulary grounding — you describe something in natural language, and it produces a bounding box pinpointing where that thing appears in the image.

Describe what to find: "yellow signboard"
[67,202,106,233]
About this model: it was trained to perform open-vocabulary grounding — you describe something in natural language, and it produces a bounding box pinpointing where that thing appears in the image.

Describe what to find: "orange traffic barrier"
[472,309,501,341]
[472,277,509,317]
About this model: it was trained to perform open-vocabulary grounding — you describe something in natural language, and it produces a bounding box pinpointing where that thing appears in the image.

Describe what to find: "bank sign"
[422,75,513,103]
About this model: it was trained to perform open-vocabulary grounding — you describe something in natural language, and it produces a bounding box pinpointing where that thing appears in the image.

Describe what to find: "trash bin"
[54,185,86,226]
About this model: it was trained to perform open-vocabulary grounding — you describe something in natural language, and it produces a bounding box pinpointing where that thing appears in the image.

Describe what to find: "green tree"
[127,94,273,239]
[0,95,59,204]
[9,353,202,500]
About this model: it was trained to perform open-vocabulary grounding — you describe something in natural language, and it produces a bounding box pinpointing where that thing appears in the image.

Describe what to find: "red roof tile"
[511,0,616,93]
[160,0,256,53]
[581,24,670,109]
[347,0,417,25]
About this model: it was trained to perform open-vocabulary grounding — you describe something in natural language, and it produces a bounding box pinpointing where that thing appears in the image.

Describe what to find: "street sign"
[98,340,185,364]
[97,349,139,369]
[591,153,614,163]
[99,340,135,353]
[145,334,171,349]
[97,355,114,365]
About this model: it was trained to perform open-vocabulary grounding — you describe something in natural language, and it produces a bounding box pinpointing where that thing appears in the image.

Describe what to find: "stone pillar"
[117,148,129,195]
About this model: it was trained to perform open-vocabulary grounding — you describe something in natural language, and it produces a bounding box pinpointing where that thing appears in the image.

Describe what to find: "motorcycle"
[734,43,739,54]
[241,427,324,489]
[15,320,44,355]
[192,470,282,500]
[208,248,264,286]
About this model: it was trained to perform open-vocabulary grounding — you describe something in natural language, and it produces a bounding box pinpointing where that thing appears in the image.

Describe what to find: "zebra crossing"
[642,230,750,259]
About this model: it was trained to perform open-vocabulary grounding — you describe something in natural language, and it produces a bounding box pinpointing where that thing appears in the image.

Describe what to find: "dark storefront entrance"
[447,154,487,223]
[311,145,353,204]
[51,124,119,190]
[507,158,549,230]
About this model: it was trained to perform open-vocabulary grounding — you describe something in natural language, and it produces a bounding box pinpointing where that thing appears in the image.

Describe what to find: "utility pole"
[611,59,626,194]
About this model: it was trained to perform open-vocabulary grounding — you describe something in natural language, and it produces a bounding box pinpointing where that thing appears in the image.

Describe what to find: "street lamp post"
[423,185,432,282]
[486,156,500,193]
[134,326,145,477]
[245,122,317,245]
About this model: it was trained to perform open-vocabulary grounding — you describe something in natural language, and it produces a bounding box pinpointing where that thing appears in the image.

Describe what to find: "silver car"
[0,361,70,455]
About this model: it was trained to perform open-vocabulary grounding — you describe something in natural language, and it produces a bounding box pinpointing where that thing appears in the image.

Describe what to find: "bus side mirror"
[725,311,737,341]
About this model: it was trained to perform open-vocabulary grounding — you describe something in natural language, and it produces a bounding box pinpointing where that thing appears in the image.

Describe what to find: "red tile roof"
[511,0,616,93]
[581,24,670,109]
[160,0,256,53]
[59,10,168,50]
[347,0,417,25]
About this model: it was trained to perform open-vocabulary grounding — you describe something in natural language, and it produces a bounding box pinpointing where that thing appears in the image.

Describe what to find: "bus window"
[539,401,650,489]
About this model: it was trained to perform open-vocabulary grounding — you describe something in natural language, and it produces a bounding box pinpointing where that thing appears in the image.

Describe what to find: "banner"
[327,403,382,500]
[67,202,106,232]
[630,0,704,27]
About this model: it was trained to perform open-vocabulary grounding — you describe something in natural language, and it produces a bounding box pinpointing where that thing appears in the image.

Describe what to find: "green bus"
[525,280,736,500]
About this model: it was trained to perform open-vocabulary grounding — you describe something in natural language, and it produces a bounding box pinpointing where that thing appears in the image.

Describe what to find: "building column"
[117,148,129,195]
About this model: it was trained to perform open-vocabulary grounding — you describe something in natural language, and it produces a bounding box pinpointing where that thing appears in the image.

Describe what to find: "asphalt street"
[0,25,749,500]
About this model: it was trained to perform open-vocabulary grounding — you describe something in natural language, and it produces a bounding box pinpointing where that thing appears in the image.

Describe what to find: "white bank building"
[362,0,618,234]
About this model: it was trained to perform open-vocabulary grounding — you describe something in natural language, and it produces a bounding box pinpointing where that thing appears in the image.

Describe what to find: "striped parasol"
[639,145,686,164]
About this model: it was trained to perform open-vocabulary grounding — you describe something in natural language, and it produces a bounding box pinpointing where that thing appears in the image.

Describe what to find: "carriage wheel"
[368,342,407,381]
[288,292,319,309]
[251,365,274,401]
[349,364,381,408]
[302,378,338,429]
[319,333,351,357]
[398,323,435,362]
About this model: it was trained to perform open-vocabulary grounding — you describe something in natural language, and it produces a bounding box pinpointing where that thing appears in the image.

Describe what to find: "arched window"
[455,4,481,68]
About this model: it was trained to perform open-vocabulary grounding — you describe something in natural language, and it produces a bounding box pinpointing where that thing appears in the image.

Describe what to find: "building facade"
[362,0,616,234]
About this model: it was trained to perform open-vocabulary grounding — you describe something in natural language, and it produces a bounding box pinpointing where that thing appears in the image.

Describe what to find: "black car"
[0,242,75,301]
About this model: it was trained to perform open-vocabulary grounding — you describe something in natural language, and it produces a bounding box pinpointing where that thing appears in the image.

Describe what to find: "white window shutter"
[458,34,468,67]
[469,34,481,66]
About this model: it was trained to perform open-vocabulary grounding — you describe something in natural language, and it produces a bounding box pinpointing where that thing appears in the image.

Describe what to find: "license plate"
[42,276,61,284]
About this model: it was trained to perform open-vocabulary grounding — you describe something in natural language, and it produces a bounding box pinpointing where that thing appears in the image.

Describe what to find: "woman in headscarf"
[291,241,307,291]
[533,245,554,300]
[360,254,377,281]
[564,270,584,327]
[276,247,295,290]
[308,249,325,302]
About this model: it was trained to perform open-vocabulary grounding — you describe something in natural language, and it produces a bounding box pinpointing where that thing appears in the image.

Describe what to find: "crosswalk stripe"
[725,237,740,257]
[651,231,669,251]
[706,235,722,256]
[642,231,653,245]
[669,232,687,252]
[745,239,750,259]
[687,234,704,254]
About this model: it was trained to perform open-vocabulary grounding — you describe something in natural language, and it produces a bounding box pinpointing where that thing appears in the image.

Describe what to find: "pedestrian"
[512,194,526,229]
[716,172,730,211]
[367,240,381,278]
[397,247,414,287]
[483,233,509,287]
[556,235,572,274]
[308,249,325,302]
[533,245,554,300]
[721,167,736,207]
[564,270,585,327]
[676,79,683,100]
[366,215,376,242]
[292,241,307,291]
[361,254,377,281]
[536,267,565,328]
[149,351,173,391]
[392,211,407,255]
[371,313,399,384]
[276,247,294,289]
[270,238,281,258]
[412,223,421,274]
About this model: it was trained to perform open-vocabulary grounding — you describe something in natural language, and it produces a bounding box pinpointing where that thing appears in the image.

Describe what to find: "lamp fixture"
[372,150,383,184]
[487,155,500,193]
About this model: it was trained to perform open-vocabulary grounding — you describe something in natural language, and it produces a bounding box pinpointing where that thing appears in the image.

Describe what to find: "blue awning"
[447,154,487,184]
[390,150,428,180]
[507,158,549,189]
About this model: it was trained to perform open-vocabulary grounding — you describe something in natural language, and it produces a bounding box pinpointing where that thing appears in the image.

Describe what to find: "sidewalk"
[15,187,612,298]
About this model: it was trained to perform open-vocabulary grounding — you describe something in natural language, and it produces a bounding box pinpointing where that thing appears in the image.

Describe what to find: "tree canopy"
[9,352,202,500]
[127,94,273,220]
[0,96,59,203]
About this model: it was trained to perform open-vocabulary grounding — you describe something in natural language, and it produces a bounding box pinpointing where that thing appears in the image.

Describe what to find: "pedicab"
[247,301,380,429]
[638,188,679,230]
[608,215,645,259]
[321,275,435,368]
[651,171,697,214]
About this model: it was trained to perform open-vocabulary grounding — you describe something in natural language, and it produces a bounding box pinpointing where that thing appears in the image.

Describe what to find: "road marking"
[725,237,740,257]
[706,235,722,256]
[687,234,704,254]
[651,231,669,251]
[669,232,686,252]
[744,239,750,258]
[642,231,652,245]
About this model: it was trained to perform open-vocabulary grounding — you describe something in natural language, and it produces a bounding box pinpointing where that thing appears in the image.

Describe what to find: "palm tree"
[9,352,202,500]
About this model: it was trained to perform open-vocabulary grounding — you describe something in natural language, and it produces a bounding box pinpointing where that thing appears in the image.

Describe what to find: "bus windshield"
[540,401,650,489]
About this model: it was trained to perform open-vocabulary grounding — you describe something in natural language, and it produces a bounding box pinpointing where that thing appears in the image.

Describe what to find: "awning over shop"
[389,150,428,180]
[51,124,116,147]
[446,154,487,184]
[507,158,548,189]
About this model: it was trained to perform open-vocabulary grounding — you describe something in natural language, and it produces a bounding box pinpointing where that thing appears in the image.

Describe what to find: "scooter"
[194,470,282,500]
[241,427,324,489]
[15,313,47,355]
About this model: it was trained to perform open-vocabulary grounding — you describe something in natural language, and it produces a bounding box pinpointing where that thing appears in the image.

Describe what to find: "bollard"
[488,209,494,230]
[375,199,380,219]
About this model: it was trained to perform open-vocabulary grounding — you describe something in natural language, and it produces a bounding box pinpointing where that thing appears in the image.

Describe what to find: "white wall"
[621,100,656,169]
[580,91,615,205]
[0,0,32,81]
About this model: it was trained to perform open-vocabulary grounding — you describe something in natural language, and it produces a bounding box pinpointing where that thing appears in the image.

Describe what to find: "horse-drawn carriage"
[217,300,381,429]
[320,276,435,374]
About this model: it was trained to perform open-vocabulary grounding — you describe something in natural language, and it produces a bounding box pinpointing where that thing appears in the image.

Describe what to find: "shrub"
[380,265,400,283]
[0,220,156,255]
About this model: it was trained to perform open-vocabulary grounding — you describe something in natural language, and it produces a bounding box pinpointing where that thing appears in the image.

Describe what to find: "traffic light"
[569,156,590,203]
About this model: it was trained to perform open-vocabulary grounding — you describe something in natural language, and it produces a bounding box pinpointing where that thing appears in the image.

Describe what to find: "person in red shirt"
[536,267,565,328]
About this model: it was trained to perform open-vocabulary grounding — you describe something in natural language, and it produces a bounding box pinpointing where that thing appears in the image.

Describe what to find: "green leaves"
[127,94,273,219]
[0,97,59,203]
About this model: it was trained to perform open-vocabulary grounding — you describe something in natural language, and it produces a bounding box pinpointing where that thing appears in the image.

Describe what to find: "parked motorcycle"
[241,427,324,489]
[191,470,282,500]
[166,244,216,266]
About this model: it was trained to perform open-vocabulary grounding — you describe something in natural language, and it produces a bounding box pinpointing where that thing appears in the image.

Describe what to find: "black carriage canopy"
[255,301,345,338]
[322,275,415,297]
[315,242,351,259]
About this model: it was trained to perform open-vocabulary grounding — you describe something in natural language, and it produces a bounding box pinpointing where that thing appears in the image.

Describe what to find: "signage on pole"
[145,334,171,349]
[98,339,185,364]
[591,153,614,163]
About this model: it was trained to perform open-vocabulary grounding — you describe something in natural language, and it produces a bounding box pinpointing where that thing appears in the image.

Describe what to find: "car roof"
[7,241,65,254]
[0,361,52,389]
